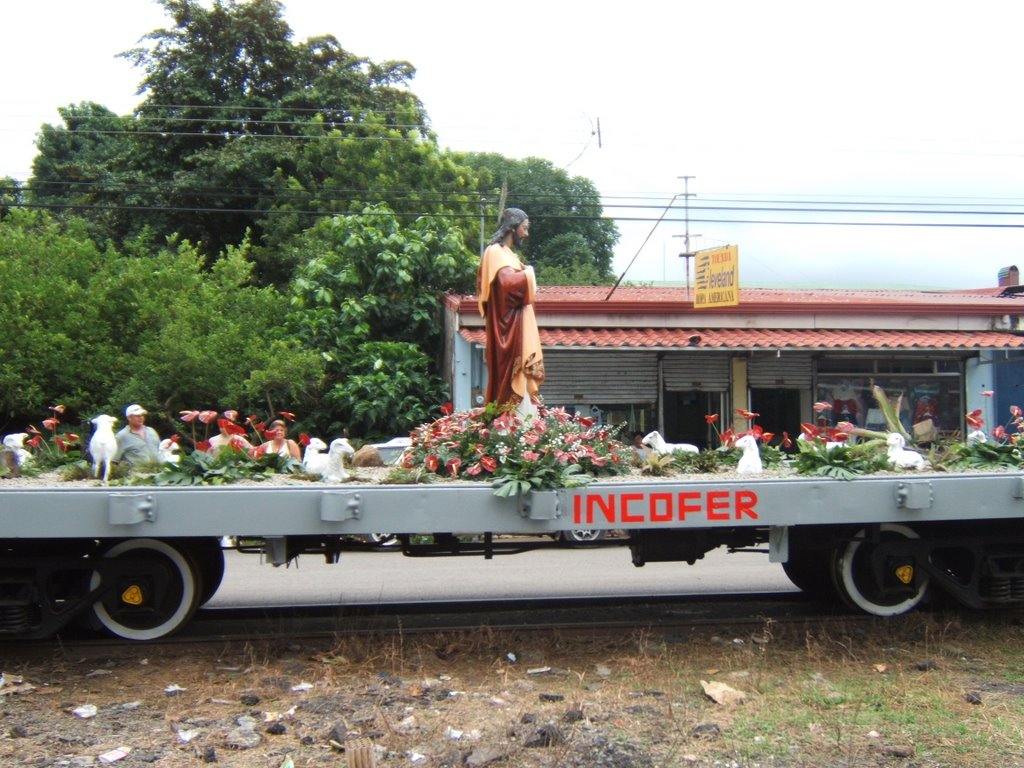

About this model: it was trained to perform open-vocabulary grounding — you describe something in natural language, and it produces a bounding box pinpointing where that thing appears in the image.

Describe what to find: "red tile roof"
[459,327,1024,350]
[447,284,1024,317]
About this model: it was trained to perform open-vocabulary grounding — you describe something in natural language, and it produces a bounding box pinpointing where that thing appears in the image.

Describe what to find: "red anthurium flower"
[27,435,42,448]
[425,455,440,472]
[55,437,67,451]
[735,408,759,420]
[1011,405,1022,419]
[440,402,454,416]
[747,424,764,439]
[299,433,311,446]
[66,433,80,443]
[223,409,239,422]
[465,462,482,476]
[26,425,41,435]
[253,444,266,457]
[780,431,792,449]
[180,410,200,423]
[705,413,719,424]
[981,391,994,398]
[229,436,248,451]
[198,410,218,424]
[578,416,594,428]
[993,425,1007,440]
[812,401,832,413]
[278,411,296,422]
[42,418,60,431]
[760,431,774,444]
[835,421,856,433]
[50,404,66,414]
[966,409,984,429]
[226,423,246,436]
[196,440,212,451]
[253,421,265,432]
[523,432,541,445]
[523,450,541,462]
[480,455,498,473]
[445,457,462,476]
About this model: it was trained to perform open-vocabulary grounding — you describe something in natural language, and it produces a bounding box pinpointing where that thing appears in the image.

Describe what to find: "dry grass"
[3,612,1024,766]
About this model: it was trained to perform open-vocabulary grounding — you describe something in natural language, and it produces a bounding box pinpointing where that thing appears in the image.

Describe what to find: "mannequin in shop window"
[831,380,862,426]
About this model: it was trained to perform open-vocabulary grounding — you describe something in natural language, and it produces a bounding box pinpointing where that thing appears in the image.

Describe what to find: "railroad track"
[2,590,867,659]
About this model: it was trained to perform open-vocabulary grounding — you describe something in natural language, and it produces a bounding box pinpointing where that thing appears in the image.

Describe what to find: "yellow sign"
[694,245,739,308]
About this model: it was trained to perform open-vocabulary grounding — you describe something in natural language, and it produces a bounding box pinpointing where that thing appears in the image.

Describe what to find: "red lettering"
[707,491,730,520]
[574,495,581,524]
[736,489,758,519]
[650,493,673,522]
[678,492,702,521]
[620,493,645,523]
[587,494,616,525]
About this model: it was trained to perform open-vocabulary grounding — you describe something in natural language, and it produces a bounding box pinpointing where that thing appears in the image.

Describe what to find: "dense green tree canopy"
[461,153,619,284]
[0,209,318,434]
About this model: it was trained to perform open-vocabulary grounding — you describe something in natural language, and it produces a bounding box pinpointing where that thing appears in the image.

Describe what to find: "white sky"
[5,0,1024,289]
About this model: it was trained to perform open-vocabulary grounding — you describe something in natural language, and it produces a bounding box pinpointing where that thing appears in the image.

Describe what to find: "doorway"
[663,390,723,448]
[750,388,802,449]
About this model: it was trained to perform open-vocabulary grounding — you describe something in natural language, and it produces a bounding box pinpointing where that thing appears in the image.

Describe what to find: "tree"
[287,205,476,437]
[0,209,319,433]
[460,153,620,282]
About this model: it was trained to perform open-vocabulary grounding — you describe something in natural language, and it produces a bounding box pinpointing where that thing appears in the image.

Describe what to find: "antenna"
[673,176,700,295]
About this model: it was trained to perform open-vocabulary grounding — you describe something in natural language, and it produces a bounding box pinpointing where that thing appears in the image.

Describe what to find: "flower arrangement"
[22,405,81,468]
[400,403,630,497]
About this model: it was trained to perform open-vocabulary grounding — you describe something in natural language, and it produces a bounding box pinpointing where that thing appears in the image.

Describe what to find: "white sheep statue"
[88,415,119,484]
[302,436,328,475]
[322,437,355,482]
[966,429,988,446]
[2,433,31,466]
[886,432,929,470]
[642,430,699,455]
[735,434,763,474]
[158,438,181,465]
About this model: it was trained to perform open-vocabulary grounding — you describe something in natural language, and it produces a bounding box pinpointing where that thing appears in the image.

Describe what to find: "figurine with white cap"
[114,403,162,465]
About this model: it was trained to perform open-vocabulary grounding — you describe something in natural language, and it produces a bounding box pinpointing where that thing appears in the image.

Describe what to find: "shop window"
[815,375,961,440]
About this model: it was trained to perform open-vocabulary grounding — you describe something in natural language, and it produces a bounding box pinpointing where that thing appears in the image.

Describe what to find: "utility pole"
[673,176,700,295]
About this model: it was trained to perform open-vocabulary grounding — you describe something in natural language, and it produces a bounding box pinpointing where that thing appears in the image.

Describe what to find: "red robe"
[477,244,544,406]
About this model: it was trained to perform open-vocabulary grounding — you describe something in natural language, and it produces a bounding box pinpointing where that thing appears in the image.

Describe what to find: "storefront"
[445,282,1024,445]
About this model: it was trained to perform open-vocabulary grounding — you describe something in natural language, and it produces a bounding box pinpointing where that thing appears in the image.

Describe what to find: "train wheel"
[89,539,201,641]
[559,529,606,546]
[186,538,226,606]
[831,524,929,616]
[781,547,835,597]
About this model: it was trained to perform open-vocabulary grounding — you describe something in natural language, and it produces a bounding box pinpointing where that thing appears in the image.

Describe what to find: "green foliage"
[151,445,297,485]
[460,153,620,283]
[287,205,475,436]
[0,210,317,429]
[948,440,1024,469]
[792,439,892,480]
[402,405,629,496]
[324,342,445,438]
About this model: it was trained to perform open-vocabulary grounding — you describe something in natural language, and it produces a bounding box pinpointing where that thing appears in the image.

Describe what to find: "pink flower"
[813,401,832,413]
[966,409,984,429]
[993,425,1007,440]
[981,391,994,398]
[1011,405,1022,419]
[180,410,200,423]
[223,409,239,421]
[198,410,218,424]
[465,462,482,476]
[522,450,541,462]
[49,404,66,414]
[278,411,296,422]
[445,457,462,476]
[480,456,498,473]
[523,431,541,445]
[42,418,60,431]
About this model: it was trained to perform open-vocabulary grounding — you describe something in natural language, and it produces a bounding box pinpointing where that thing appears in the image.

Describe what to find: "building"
[443,268,1024,446]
